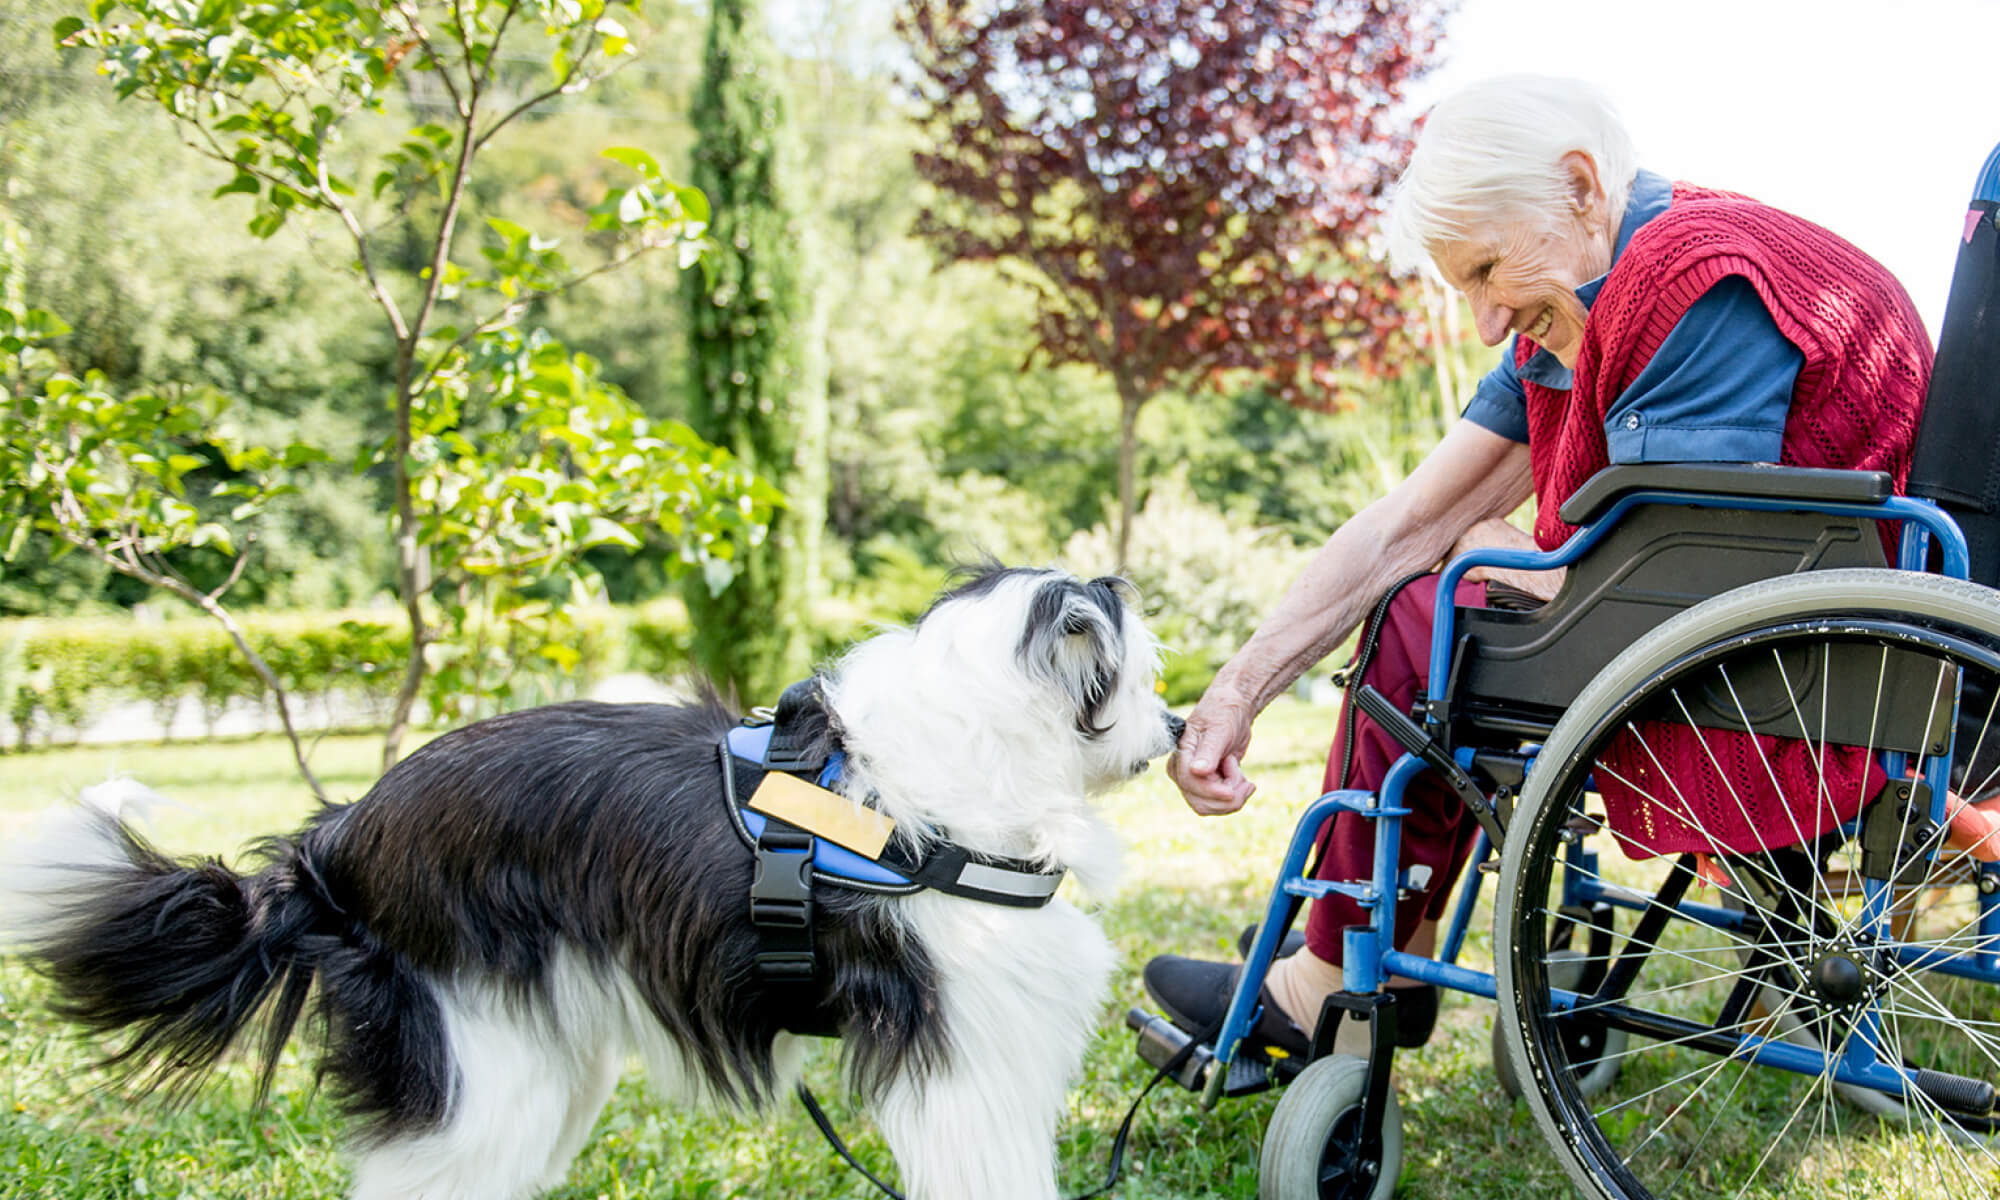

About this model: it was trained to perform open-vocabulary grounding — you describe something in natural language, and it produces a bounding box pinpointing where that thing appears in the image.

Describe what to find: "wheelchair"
[1129,145,2000,1200]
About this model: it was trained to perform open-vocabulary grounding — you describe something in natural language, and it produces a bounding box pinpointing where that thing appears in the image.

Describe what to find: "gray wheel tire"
[1495,569,2000,1200]
[1258,1054,1402,1200]
[1492,950,1626,1100]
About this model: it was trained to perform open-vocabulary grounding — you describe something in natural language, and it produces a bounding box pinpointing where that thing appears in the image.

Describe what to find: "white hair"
[1384,75,1640,275]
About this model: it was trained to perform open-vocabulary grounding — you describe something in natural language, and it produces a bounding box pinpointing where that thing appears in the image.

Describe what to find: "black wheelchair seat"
[1445,470,1889,742]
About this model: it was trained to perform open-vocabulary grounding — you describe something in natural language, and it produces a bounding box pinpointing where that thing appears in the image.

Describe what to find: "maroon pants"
[1304,574,1488,965]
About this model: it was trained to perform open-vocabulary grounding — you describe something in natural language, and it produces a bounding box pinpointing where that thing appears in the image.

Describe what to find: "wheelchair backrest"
[1907,141,2000,588]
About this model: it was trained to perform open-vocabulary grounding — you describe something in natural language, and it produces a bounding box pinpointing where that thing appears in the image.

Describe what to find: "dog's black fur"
[25,698,944,1143]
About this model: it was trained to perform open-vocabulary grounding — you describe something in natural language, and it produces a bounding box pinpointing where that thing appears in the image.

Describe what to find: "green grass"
[0,704,1666,1198]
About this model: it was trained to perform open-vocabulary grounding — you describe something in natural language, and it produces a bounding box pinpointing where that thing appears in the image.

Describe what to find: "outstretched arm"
[1170,421,1535,815]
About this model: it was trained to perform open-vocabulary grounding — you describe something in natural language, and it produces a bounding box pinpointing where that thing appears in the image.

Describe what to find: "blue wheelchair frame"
[1207,489,2000,1109]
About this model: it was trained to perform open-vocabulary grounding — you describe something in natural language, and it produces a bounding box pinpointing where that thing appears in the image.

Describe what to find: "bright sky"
[1412,0,2000,336]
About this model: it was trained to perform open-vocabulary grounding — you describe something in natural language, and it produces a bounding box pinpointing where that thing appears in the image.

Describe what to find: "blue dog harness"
[718,680,1067,1006]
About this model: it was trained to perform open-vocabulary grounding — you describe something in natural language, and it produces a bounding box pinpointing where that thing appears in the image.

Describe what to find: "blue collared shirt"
[1461,169,1801,463]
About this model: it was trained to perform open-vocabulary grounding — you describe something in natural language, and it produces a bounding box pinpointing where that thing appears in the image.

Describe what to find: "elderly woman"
[1144,74,1932,1056]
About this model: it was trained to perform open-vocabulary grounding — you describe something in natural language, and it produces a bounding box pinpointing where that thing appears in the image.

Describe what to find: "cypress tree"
[683,0,821,700]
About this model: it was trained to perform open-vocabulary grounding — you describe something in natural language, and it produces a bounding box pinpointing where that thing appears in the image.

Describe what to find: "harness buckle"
[751,825,817,981]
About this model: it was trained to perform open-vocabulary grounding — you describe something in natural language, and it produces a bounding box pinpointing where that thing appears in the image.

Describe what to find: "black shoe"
[1237,922,1308,960]
[1142,955,1311,1058]
[1181,943,1445,1050]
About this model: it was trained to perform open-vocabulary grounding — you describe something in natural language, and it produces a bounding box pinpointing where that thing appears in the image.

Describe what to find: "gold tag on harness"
[749,772,896,860]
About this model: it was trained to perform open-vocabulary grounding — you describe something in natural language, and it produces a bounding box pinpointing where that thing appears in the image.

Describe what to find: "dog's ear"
[1020,577,1126,735]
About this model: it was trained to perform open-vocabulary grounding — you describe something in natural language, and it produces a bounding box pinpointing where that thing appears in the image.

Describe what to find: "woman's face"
[1431,215,1608,369]
[1427,152,1616,370]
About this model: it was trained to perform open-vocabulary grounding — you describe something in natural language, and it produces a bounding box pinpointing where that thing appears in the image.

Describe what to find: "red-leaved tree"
[901,0,1449,563]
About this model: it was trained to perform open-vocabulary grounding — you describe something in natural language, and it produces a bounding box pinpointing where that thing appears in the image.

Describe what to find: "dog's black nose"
[1164,712,1187,744]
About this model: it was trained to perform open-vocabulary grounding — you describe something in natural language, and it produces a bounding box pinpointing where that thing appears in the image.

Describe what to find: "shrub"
[1060,473,1313,705]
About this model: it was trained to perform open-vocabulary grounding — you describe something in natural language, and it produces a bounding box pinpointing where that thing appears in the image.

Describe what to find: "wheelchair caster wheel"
[1257,1055,1401,1200]
[1492,949,1625,1100]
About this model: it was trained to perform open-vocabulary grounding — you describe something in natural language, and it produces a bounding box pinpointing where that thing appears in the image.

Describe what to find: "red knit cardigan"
[1520,182,1932,550]
[1513,184,1935,858]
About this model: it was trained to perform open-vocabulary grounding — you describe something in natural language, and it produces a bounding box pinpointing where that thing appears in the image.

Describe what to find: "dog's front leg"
[871,1067,1065,1200]
[870,898,1112,1200]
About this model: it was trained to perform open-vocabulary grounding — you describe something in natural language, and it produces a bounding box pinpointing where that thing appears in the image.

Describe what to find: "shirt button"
[1625,414,1641,430]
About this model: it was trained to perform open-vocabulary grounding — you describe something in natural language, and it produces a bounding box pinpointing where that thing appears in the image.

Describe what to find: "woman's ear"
[1560,149,1608,234]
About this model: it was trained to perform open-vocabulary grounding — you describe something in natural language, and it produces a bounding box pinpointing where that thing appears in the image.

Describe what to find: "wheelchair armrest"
[1557,463,1893,527]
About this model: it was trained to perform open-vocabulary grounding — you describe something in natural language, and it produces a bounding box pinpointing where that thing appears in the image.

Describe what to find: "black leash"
[796,1082,908,1200]
[796,1014,1222,1200]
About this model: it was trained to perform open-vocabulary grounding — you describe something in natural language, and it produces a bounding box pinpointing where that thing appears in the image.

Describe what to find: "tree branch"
[473,26,603,152]
[393,2,466,118]
[409,238,659,397]
[43,479,327,804]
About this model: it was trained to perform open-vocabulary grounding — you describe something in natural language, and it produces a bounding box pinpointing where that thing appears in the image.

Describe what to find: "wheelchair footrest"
[1125,1008,1275,1097]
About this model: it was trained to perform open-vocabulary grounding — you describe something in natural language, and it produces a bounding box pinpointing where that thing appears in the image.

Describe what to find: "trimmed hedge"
[0,600,693,749]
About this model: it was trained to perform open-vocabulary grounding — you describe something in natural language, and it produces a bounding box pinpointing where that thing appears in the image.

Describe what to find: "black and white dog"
[1,566,1182,1200]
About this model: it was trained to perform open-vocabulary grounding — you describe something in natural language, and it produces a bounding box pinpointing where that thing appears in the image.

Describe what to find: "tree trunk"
[381,364,429,771]
[1114,377,1144,571]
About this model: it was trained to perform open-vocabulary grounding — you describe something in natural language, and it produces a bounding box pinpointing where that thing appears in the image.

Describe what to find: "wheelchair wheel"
[1493,935,1627,1100]
[1495,570,2000,1199]
[1257,1055,1402,1200]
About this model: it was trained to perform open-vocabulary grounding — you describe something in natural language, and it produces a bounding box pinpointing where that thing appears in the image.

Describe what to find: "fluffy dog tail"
[0,781,338,1105]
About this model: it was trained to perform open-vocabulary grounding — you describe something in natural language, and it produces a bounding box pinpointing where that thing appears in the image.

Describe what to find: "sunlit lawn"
[0,702,1620,1198]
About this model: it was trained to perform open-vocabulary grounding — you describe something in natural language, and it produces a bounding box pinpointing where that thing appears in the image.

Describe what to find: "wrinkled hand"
[1169,686,1257,815]
[1450,516,1565,602]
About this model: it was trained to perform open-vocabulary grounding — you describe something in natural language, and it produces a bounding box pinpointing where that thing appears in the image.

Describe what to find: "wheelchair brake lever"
[1353,684,1507,846]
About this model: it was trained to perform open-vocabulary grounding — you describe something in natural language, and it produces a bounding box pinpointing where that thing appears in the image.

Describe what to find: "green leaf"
[582,516,640,550]
[602,146,661,180]
[213,171,260,198]
[701,556,736,596]
[3,518,29,562]
[21,309,70,339]
[674,185,710,224]
[280,444,330,468]
[51,16,83,44]
[190,523,236,554]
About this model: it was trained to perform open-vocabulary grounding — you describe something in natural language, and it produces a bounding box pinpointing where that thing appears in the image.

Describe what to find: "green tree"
[0,223,335,792]
[28,0,777,771]
[0,0,394,614]
[683,0,823,699]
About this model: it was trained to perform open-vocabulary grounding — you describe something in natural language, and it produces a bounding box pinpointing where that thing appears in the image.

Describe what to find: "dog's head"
[822,565,1177,882]
[912,565,1181,791]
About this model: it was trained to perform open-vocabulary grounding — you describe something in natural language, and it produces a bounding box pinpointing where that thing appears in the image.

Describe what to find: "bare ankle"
[1264,946,1345,1031]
